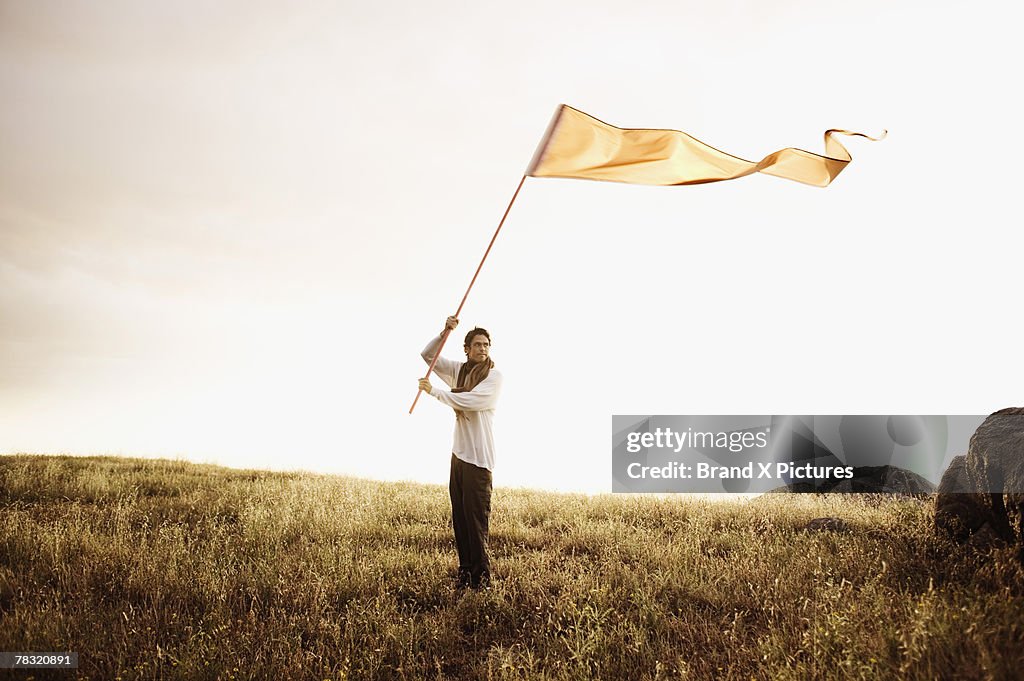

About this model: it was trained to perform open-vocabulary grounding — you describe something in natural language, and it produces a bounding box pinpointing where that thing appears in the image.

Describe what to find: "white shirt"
[421,334,503,471]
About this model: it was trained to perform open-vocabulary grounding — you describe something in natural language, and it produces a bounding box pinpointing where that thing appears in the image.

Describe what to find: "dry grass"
[1,454,1022,680]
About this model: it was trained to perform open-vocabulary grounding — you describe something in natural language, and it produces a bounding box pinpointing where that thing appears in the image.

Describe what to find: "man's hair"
[464,327,491,348]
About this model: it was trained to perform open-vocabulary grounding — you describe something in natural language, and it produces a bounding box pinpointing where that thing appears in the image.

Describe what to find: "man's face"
[465,334,490,363]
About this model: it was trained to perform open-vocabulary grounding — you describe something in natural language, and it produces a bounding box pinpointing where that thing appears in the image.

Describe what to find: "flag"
[526,105,884,188]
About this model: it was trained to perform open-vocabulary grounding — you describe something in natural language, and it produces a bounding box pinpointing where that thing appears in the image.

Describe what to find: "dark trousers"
[449,454,492,585]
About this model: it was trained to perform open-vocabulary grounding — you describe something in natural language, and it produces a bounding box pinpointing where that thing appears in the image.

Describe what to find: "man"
[418,315,503,590]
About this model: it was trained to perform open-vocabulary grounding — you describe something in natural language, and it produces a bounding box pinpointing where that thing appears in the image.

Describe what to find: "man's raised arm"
[421,315,460,387]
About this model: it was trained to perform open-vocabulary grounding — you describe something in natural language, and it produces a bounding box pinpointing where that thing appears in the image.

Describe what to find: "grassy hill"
[1,454,1021,680]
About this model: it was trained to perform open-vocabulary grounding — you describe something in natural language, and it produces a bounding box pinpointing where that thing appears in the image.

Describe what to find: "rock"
[934,407,1024,547]
[966,407,1024,542]
[966,522,1007,552]
[934,455,994,542]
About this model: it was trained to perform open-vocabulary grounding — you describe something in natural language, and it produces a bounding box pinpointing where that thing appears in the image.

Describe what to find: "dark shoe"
[454,569,472,589]
[470,572,491,591]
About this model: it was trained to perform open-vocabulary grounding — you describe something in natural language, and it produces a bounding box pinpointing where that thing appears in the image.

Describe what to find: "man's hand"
[444,315,459,332]
[418,378,433,394]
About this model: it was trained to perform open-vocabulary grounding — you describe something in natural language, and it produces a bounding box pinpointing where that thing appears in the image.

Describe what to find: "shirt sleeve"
[421,333,460,388]
[431,371,502,411]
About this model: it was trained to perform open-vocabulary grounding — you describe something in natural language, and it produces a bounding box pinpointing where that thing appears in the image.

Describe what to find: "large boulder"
[934,455,996,542]
[934,407,1024,546]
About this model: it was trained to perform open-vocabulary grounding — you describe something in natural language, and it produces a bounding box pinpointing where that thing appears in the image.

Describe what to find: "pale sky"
[2,0,1021,492]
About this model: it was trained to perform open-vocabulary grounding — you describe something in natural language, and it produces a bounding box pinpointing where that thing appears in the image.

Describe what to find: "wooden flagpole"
[409,174,528,414]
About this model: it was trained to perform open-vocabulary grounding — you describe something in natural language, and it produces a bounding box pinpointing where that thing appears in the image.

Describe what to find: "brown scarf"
[452,357,494,421]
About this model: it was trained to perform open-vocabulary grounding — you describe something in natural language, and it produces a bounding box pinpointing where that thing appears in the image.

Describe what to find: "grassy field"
[1,454,1022,680]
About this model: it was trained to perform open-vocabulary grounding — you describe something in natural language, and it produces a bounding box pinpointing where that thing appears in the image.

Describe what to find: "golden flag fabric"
[526,105,884,188]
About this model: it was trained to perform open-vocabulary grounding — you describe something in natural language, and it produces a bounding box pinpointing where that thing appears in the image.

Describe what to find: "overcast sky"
[2,0,1021,492]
